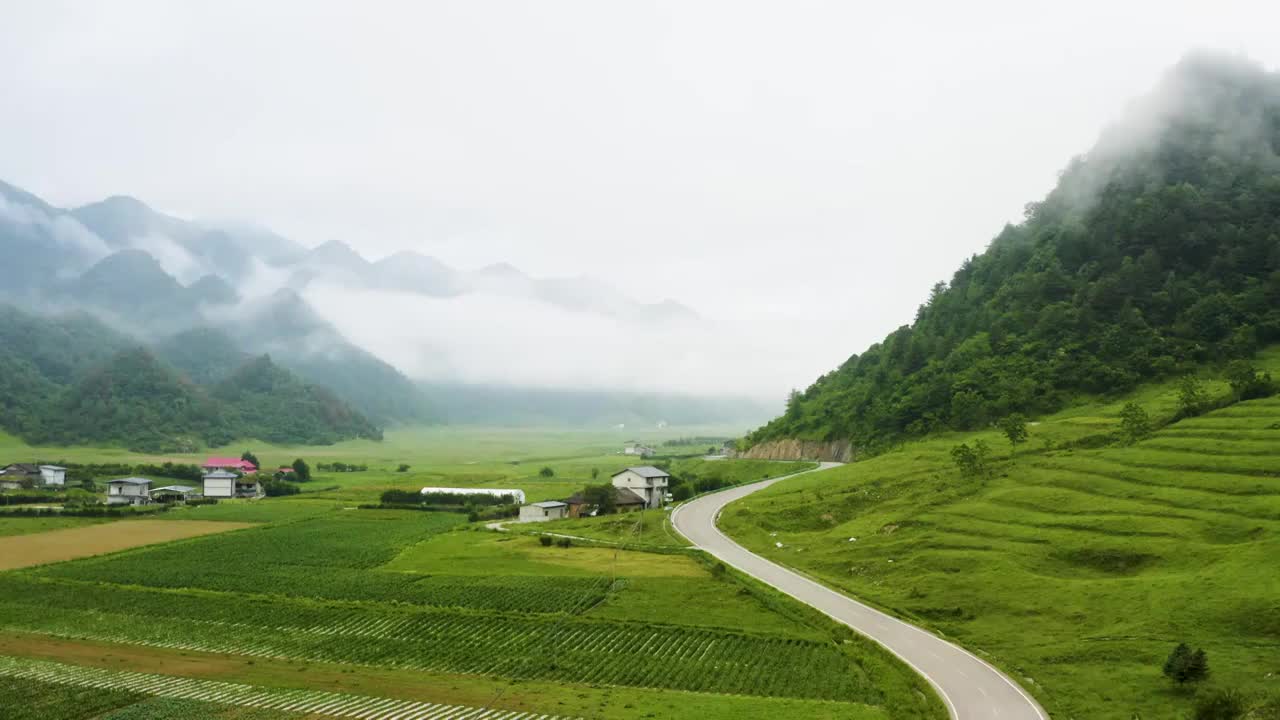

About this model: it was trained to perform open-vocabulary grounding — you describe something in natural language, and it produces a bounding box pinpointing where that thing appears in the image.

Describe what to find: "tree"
[538,466,555,478]
[1224,360,1276,401]
[999,414,1029,457]
[291,458,312,483]
[240,450,260,469]
[590,467,599,480]
[1163,643,1209,685]
[1177,376,1209,418]
[397,464,411,472]
[951,440,992,479]
[1118,402,1151,444]
[581,483,617,515]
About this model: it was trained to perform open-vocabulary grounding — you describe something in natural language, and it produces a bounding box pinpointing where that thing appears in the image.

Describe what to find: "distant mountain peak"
[309,239,368,266]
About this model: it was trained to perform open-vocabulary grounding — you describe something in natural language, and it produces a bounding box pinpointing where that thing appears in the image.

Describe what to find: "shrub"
[397,464,411,472]
[1194,689,1246,720]
[538,467,555,478]
[1118,401,1151,444]
[262,479,301,497]
[555,537,572,548]
[539,536,554,547]
[951,440,993,479]
[1163,643,1209,685]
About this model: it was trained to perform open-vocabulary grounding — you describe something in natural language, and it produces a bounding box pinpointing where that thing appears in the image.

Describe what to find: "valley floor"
[0,431,942,720]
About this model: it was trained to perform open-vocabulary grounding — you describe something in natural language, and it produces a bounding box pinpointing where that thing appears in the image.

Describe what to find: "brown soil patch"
[0,520,255,570]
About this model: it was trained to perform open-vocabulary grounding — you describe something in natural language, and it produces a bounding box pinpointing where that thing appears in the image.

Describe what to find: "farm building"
[519,500,569,522]
[0,463,41,486]
[151,485,198,503]
[611,466,670,509]
[622,442,655,457]
[419,487,526,504]
[39,465,66,486]
[106,477,152,506]
[202,457,258,474]
[563,487,647,518]
[202,470,263,499]
[0,478,22,491]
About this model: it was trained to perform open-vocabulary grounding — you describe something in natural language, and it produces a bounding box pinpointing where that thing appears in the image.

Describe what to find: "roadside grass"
[512,509,691,548]
[719,352,1280,719]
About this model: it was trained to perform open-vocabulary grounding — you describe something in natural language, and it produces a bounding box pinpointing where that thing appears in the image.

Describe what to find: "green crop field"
[0,429,944,720]
[719,349,1280,719]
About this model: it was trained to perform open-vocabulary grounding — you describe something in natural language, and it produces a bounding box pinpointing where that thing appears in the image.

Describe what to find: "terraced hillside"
[720,349,1280,719]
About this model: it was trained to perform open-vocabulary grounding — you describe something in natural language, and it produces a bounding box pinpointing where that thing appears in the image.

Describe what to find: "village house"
[39,465,66,487]
[0,463,42,487]
[563,487,647,518]
[518,500,569,522]
[150,485,198,503]
[202,469,262,499]
[610,466,671,509]
[0,478,22,491]
[202,457,258,474]
[106,477,152,506]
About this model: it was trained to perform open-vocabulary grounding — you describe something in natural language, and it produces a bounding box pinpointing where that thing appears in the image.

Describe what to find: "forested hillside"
[0,305,381,451]
[750,55,1280,452]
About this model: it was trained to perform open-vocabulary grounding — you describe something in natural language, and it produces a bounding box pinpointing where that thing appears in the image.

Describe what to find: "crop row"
[0,672,143,720]
[0,591,872,701]
[0,655,572,720]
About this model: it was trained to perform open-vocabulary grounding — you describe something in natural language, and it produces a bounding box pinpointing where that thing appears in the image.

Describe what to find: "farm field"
[0,520,255,570]
[719,351,1280,719]
[0,437,945,720]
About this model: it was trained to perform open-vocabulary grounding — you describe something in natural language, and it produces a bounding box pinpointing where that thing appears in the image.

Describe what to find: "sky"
[2,1,1279,400]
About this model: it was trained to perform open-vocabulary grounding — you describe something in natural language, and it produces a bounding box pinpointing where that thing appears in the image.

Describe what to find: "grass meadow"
[720,348,1280,719]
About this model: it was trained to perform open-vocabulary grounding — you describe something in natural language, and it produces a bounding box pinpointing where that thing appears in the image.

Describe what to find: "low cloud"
[302,282,799,400]
[0,194,111,270]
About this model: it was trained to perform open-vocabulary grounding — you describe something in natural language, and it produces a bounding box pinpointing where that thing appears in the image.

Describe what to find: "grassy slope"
[720,347,1280,719]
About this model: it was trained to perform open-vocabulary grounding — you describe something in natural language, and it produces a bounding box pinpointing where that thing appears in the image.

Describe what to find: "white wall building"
[202,470,238,499]
[106,477,152,506]
[519,500,569,522]
[610,466,670,509]
[420,487,526,504]
[39,465,66,487]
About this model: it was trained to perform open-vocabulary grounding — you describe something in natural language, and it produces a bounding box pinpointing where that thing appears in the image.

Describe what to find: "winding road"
[670,462,1048,720]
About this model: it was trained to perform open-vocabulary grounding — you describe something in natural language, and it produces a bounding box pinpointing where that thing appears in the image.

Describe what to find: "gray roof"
[108,477,152,485]
[151,485,196,494]
[530,500,567,509]
[202,470,239,479]
[39,465,67,471]
[614,465,669,479]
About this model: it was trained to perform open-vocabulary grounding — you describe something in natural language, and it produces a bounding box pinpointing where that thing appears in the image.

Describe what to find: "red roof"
[203,458,257,472]
[277,467,294,472]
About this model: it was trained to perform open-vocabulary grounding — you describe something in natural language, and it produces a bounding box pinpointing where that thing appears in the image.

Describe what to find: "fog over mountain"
[2,3,1279,409]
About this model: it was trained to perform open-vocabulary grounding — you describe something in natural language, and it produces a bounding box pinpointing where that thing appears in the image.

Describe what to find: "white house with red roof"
[202,457,258,474]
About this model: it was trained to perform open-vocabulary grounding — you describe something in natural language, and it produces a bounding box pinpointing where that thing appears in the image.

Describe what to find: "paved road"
[670,463,1048,720]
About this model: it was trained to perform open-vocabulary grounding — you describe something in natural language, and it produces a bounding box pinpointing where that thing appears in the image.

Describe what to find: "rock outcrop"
[735,438,855,462]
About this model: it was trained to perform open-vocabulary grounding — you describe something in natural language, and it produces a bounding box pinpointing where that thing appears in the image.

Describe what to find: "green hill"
[213,355,383,445]
[0,305,382,452]
[721,348,1280,718]
[749,54,1280,454]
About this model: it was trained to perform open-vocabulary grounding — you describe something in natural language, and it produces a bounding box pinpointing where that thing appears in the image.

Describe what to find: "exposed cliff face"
[736,438,855,462]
